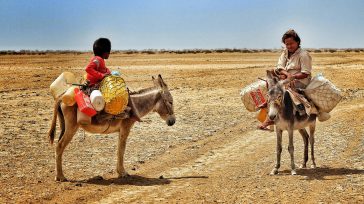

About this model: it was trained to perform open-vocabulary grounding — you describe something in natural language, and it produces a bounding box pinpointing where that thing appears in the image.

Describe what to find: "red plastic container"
[74,88,97,117]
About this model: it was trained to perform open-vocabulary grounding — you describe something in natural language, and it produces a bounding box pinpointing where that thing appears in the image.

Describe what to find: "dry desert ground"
[0,51,363,203]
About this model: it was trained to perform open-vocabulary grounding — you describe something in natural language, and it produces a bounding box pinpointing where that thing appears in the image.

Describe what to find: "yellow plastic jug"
[61,86,78,106]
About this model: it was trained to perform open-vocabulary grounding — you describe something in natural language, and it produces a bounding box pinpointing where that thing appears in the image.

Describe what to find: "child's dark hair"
[282,29,301,46]
[93,38,111,56]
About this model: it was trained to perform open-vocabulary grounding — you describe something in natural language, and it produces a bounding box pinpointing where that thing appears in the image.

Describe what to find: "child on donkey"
[84,38,112,94]
[83,38,131,120]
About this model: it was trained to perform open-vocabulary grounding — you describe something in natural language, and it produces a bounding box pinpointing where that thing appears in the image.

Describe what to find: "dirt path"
[89,103,364,204]
[0,52,363,203]
[46,100,364,204]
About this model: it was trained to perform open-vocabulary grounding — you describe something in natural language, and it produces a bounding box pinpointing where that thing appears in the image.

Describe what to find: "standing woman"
[259,29,313,130]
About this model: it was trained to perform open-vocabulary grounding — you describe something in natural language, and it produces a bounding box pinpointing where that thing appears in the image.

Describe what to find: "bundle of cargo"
[240,80,268,112]
[304,73,342,113]
[49,71,130,125]
[99,75,129,115]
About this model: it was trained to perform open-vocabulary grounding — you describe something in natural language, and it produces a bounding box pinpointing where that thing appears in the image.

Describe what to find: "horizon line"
[1,47,364,52]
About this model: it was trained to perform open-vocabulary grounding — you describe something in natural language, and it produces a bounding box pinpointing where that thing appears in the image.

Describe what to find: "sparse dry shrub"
[125,50,138,54]
[141,49,157,54]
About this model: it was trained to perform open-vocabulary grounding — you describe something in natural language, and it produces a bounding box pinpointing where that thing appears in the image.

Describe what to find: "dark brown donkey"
[48,75,175,181]
[266,70,317,175]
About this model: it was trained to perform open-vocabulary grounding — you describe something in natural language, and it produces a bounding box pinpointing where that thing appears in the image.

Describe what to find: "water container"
[256,108,268,123]
[50,72,77,99]
[61,86,77,106]
[90,90,105,111]
[77,108,91,125]
[74,88,97,117]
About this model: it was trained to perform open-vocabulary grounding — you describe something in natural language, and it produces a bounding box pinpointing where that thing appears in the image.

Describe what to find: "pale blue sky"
[0,0,363,50]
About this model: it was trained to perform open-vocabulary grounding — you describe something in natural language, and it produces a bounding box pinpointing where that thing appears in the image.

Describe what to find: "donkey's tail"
[48,99,62,144]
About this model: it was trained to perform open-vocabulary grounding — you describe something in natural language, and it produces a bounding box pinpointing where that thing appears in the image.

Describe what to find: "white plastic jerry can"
[50,72,77,99]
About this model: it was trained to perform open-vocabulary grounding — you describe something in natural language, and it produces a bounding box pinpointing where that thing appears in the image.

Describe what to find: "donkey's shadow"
[293,166,364,180]
[70,175,171,186]
[70,174,209,186]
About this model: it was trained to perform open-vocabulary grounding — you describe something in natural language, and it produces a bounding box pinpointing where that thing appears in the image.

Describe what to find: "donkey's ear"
[152,76,160,87]
[266,70,278,86]
[266,70,274,79]
[158,74,168,88]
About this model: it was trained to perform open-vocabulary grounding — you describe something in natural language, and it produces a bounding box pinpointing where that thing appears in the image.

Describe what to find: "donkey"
[48,75,175,181]
[266,70,317,175]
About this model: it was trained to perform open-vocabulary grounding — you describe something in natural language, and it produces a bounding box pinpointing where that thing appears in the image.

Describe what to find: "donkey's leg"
[298,128,309,168]
[270,129,283,175]
[309,123,316,168]
[116,121,134,178]
[55,106,78,182]
[55,126,78,181]
[288,129,297,175]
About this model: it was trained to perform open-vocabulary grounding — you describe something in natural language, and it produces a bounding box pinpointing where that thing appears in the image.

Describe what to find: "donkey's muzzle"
[167,117,176,126]
[269,115,276,121]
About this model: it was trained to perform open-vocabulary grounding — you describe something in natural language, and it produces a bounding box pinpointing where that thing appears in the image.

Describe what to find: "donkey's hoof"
[310,164,317,169]
[291,170,297,175]
[270,169,279,175]
[55,176,68,182]
[117,172,130,179]
[299,164,307,169]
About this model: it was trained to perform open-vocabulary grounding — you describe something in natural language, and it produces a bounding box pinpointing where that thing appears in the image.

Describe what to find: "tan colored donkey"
[48,75,175,181]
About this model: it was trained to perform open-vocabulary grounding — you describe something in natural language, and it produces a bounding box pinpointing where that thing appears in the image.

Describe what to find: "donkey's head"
[152,74,176,126]
[266,70,287,121]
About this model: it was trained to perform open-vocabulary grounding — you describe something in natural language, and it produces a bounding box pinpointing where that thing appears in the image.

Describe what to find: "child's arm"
[85,60,107,80]
[105,67,111,75]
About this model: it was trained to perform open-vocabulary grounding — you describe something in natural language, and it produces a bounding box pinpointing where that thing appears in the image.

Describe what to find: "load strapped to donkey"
[49,71,130,125]
[240,73,342,122]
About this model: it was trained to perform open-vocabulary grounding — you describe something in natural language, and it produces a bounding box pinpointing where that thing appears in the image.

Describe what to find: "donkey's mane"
[282,91,293,121]
[129,87,158,95]
[281,90,316,122]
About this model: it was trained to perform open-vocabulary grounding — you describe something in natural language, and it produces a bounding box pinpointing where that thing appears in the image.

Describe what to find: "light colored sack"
[318,112,331,122]
[304,73,342,113]
[90,90,105,111]
[240,80,268,112]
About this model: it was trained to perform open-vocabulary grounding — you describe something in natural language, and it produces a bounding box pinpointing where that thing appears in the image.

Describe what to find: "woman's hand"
[277,70,292,80]
[293,72,309,79]
[286,73,295,81]
[278,74,287,80]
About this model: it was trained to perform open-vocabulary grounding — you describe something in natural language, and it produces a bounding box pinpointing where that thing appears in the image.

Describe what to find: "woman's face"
[284,37,299,53]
